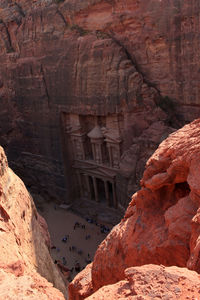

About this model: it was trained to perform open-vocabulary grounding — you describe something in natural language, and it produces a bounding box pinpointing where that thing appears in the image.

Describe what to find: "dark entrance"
[89,176,95,200]
[96,178,106,204]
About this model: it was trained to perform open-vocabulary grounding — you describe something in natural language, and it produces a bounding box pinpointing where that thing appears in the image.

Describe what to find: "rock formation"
[86,265,200,300]
[1,0,200,207]
[0,146,66,299]
[69,118,200,298]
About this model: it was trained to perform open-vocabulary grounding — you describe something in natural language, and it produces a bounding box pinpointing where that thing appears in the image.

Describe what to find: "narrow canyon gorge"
[1,0,200,299]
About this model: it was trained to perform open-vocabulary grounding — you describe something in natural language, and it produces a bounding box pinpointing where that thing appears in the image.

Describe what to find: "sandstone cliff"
[69,118,200,298]
[0,146,66,299]
[1,0,199,204]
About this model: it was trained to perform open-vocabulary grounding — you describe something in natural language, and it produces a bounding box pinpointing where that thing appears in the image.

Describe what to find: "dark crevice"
[174,181,190,200]
[40,65,50,107]
[1,21,14,53]
[0,204,10,222]
[56,9,68,26]
[14,2,26,18]
[107,30,161,96]
[106,31,183,128]
[158,181,191,211]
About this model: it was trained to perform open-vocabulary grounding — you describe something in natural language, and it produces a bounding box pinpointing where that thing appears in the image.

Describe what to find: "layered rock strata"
[69,118,200,298]
[1,0,199,206]
[0,146,66,299]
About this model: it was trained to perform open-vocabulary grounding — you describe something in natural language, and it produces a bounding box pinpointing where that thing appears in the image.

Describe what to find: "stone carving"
[66,124,86,161]
[63,113,123,209]
[87,125,104,164]
[102,127,122,168]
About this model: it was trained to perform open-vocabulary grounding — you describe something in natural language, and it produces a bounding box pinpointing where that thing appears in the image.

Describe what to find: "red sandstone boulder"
[68,263,93,300]
[69,118,200,298]
[86,264,200,300]
[0,269,65,300]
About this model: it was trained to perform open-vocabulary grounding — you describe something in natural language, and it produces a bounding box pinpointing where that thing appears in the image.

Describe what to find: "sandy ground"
[40,202,112,281]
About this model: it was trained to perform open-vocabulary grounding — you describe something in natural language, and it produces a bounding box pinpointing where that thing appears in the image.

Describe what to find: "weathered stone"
[69,118,200,298]
[1,0,194,206]
[85,265,200,300]
[0,146,66,299]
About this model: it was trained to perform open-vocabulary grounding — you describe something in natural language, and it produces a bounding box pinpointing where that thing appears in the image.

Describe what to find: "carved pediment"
[101,128,122,144]
[73,161,116,178]
[66,125,85,137]
[87,126,103,140]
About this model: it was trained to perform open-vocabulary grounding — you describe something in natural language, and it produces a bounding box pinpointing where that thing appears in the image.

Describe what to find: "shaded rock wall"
[0,145,67,298]
[0,0,200,205]
[68,118,200,298]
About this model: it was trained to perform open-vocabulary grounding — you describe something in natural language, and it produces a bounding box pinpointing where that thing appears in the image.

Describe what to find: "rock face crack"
[0,21,14,53]
[108,31,161,97]
[14,2,26,18]
[40,65,50,107]
[0,204,10,222]
[56,9,68,26]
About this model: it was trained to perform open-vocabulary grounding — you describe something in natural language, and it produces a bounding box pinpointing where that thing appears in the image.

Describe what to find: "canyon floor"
[36,200,117,282]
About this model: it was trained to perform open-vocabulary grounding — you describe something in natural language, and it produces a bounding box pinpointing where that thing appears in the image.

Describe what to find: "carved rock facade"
[62,113,122,208]
[0,0,199,207]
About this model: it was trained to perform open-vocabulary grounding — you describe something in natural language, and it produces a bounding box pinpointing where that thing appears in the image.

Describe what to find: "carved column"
[108,146,113,167]
[92,176,99,202]
[91,143,96,160]
[87,126,104,164]
[81,138,86,160]
[95,144,100,164]
[104,180,110,206]
[85,174,92,200]
[77,171,84,197]
[112,181,117,208]
[98,144,103,164]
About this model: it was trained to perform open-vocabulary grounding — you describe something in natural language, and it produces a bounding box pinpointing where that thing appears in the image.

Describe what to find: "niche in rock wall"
[174,182,190,200]
[157,181,191,211]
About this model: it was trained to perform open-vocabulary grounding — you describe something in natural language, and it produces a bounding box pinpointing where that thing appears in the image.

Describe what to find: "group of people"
[51,218,111,283]
[86,217,110,234]
[73,221,85,230]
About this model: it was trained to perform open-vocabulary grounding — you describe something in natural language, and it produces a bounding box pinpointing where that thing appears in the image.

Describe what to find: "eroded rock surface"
[69,118,200,298]
[0,146,66,299]
[86,265,200,300]
[1,0,199,205]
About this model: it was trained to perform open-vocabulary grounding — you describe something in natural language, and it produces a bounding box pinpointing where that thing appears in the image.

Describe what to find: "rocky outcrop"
[0,146,66,299]
[1,0,199,204]
[69,118,200,298]
[86,265,200,300]
[68,263,93,300]
[0,269,65,300]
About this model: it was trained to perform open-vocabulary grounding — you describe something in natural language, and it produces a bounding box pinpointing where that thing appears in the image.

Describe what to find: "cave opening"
[174,181,191,200]
[96,178,106,203]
